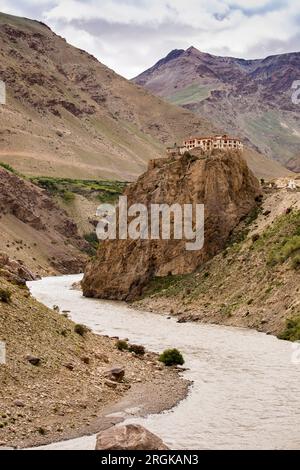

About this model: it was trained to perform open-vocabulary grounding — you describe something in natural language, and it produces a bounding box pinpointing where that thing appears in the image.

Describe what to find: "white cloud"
[0,0,299,77]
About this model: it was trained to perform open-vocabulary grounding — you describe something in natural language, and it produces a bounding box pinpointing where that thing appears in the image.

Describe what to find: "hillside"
[135,189,300,339]
[133,47,300,172]
[0,167,89,275]
[0,262,184,448]
[0,13,214,181]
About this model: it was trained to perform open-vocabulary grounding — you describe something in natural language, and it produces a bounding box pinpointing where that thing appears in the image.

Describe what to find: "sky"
[0,0,300,78]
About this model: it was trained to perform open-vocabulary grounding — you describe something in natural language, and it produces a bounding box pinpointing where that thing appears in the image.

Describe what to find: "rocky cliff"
[82,150,261,300]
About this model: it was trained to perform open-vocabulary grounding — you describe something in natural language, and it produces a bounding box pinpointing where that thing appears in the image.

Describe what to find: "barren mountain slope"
[0,167,88,275]
[133,47,300,171]
[0,13,214,181]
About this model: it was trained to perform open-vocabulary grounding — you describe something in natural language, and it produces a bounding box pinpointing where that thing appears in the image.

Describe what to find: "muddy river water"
[28,274,300,450]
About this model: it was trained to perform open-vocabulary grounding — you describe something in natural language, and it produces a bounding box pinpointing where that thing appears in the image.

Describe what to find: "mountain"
[0,14,293,182]
[133,46,300,172]
[82,150,260,300]
[0,13,214,181]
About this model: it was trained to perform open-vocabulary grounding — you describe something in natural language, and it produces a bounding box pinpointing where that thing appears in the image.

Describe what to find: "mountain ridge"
[0,13,214,181]
[133,46,300,172]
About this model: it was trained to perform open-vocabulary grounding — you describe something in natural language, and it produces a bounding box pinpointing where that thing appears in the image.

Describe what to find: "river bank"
[25,274,300,450]
[0,275,187,449]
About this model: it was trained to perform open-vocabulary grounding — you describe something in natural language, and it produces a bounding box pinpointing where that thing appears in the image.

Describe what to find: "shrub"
[84,231,99,250]
[292,254,300,270]
[252,233,260,243]
[74,324,88,337]
[159,348,184,366]
[116,339,128,351]
[61,190,75,203]
[278,316,300,341]
[0,162,17,174]
[129,344,145,355]
[0,288,12,303]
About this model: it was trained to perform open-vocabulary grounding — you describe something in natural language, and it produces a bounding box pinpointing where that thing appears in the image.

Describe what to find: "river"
[28,274,300,450]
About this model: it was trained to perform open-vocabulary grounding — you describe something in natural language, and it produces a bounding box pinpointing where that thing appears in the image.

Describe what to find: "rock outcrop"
[0,251,37,284]
[82,150,261,300]
[95,424,169,450]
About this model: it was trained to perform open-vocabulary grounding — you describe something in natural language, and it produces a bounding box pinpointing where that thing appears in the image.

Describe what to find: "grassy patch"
[30,176,127,204]
[253,210,300,269]
[268,235,300,267]
[0,162,18,174]
[167,83,215,106]
[140,273,190,298]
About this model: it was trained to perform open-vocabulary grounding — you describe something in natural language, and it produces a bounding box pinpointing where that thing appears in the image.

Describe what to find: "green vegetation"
[74,323,88,337]
[141,273,188,298]
[253,209,300,269]
[84,231,99,251]
[159,348,184,366]
[278,316,300,341]
[30,176,127,204]
[268,235,300,268]
[168,83,215,106]
[116,339,128,351]
[0,288,12,303]
[0,162,18,174]
[61,190,75,203]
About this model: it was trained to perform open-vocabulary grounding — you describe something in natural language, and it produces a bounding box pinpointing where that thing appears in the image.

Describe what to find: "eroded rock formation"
[82,150,261,300]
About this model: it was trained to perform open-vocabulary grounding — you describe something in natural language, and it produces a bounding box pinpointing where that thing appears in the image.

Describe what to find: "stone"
[63,362,74,371]
[95,424,169,450]
[26,355,41,366]
[14,400,25,407]
[104,379,118,389]
[104,367,125,382]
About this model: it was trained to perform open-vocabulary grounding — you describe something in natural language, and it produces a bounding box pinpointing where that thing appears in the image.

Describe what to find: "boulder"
[95,424,169,450]
[104,366,125,382]
[26,355,41,366]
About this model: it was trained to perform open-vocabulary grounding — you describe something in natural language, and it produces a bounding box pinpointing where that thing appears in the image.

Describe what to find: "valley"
[0,8,300,453]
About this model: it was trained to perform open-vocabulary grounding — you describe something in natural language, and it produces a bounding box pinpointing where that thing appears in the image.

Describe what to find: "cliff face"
[82,150,261,300]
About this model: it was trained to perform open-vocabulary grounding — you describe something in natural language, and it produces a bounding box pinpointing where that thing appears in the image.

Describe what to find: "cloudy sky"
[0,0,299,78]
